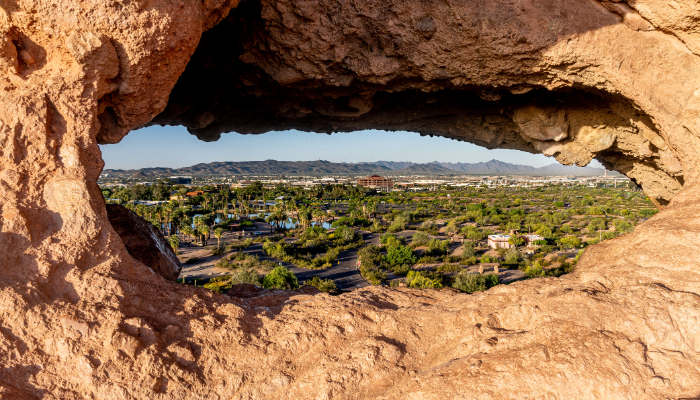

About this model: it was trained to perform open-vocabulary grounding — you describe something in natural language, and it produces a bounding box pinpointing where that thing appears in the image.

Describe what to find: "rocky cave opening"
[124,0,684,208]
[2,0,700,397]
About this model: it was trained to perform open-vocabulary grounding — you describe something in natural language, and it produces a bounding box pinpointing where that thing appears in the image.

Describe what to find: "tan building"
[523,234,545,247]
[488,234,513,249]
[356,175,394,190]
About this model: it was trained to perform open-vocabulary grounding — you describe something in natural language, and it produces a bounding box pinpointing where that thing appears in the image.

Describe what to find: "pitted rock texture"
[1,0,700,398]
[148,0,699,207]
[106,204,181,282]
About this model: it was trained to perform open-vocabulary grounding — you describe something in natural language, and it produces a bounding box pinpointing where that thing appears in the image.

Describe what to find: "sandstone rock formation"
[1,0,700,398]
[106,204,181,282]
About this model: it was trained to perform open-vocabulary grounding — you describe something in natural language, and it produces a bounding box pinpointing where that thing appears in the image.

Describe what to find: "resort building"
[488,234,513,249]
[356,175,394,190]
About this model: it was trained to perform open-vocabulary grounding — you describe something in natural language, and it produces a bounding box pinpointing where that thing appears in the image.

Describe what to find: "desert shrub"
[184,256,200,264]
[416,255,437,264]
[524,264,546,279]
[460,256,479,266]
[480,254,497,264]
[391,264,411,276]
[361,266,387,285]
[411,231,431,247]
[483,273,500,288]
[435,264,461,273]
[240,220,255,228]
[211,246,225,256]
[453,272,484,293]
[419,220,439,235]
[387,216,407,233]
[203,279,230,293]
[380,233,404,248]
[461,226,485,241]
[452,272,500,293]
[560,235,582,249]
[229,268,262,286]
[461,242,477,258]
[405,270,444,289]
[228,238,254,252]
[544,261,576,277]
[262,266,299,290]
[385,245,417,266]
[334,225,356,243]
[304,276,337,292]
[355,246,380,269]
[504,248,520,265]
[424,239,449,257]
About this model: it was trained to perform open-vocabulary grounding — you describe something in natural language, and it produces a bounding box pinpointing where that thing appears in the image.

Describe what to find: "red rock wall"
[0,0,700,398]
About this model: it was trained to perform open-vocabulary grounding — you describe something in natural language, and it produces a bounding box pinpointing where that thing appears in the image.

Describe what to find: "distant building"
[232,180,255,188]
[488,234,513,249]
[356,175,394,190]
[522,234,545,247]
[186,190,204,198]
[169,176,192,185]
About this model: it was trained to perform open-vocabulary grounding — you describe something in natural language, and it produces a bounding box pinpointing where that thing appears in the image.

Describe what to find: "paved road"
[288,231,376,290]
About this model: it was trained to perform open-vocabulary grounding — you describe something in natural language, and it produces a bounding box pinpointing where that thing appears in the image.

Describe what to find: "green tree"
[262,266,299,290]
[385,245,417,266]
[508,236,525,247]
[504,248,520,264]
[200,225,210,246]
[168,235,180,252]
[358,245,383,267]
[560,235,583,249]
[229,268,262,286]
[452,271,500,293]
[131,184,152,201]
[214,227,225,247]
[304,276,337,292]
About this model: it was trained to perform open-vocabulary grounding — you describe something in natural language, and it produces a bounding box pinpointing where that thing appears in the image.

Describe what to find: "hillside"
[103,160,615,177]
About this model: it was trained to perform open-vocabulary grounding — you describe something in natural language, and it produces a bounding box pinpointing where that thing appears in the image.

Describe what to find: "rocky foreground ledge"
[1,0,700,398]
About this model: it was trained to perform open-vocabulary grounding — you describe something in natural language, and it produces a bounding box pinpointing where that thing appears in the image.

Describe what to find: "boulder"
[106,204,181,281]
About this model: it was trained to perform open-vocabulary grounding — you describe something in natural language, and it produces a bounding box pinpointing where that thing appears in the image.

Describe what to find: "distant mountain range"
[103,159,616,177]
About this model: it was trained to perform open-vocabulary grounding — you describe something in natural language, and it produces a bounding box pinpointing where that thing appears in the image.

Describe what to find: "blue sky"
[100,125,601,170]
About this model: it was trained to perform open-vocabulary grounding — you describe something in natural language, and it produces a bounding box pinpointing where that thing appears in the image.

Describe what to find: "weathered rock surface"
[106,204,181,282]
[1,0,700,398]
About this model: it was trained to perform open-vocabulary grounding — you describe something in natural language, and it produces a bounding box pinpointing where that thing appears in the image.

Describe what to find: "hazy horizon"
[100,125,604,170]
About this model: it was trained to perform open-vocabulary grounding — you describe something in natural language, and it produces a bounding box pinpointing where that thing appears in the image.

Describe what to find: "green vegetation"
[452,272,500,293]
[263,227,363,269]
[106,175,655,292]
[304,276,338,292]
[263,266,299,290]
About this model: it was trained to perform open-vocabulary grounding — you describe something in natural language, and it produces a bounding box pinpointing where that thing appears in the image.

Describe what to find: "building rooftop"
[488,234,511,240]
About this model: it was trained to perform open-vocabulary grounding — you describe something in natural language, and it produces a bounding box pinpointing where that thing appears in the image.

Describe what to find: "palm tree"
[298,209,311,230]
[214,227,224,247]
[367,202,378,220]
[168,235,180,252]
[200,225,210,246]
[329,210,338,226]
[181,226,193,246]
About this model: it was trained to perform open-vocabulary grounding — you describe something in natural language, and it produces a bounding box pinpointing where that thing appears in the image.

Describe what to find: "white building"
[488,234,512,249]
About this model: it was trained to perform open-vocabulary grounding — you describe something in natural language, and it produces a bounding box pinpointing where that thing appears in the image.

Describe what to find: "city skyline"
[100,125,604,170]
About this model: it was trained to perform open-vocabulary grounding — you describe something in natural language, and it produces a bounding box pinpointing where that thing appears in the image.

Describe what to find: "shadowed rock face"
[146,0,696,207]
[2,0,700,398]
[106,204,181,282]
